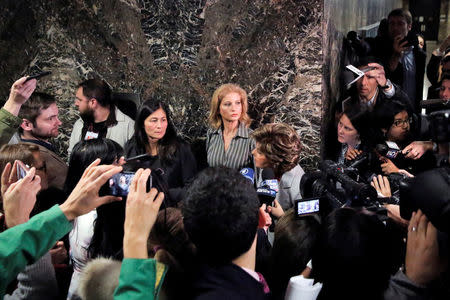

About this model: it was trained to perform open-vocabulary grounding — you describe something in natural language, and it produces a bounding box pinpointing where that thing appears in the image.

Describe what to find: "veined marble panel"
[0,0,323,171]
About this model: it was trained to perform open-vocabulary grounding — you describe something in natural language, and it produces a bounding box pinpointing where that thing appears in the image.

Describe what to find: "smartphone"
[400,32,417,48]
[295,198,320,218]
[105,172,153,197]
[16,161,30,180]
[25,71,52,82]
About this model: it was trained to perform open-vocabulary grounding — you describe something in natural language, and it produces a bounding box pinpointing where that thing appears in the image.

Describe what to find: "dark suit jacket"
[368,36,426,114]
[190,263,269,300]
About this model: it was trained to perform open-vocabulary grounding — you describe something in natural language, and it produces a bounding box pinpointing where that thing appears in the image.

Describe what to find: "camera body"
[300,160,386,221]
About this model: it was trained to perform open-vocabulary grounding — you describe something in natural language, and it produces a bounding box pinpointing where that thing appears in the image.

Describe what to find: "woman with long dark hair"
[124,98,197,204]
[65,138,124,300]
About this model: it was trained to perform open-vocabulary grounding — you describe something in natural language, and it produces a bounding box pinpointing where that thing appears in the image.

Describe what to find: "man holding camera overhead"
[370,8,426,114]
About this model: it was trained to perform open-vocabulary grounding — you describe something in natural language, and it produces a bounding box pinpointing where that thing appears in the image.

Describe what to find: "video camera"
[300,160,386,221]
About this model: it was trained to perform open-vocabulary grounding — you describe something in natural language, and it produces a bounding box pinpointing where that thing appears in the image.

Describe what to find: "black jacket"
[124,138,197,204]
[190,263,269,300]
[368,36,426,114]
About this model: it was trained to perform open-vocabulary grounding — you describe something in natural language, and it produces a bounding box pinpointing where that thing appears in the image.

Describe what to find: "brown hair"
[18,92,56,134]
[388,8,412,25]
[0,143,40,211]
[252,123,302,178]
[208,83,252,129]
[148,208,196,299]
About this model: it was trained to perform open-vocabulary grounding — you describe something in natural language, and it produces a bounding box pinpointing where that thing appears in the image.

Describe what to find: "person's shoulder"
[115,108,134,123]
[73,117,83,126]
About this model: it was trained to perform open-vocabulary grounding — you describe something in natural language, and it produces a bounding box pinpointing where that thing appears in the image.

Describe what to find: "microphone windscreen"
[240,167,254,184]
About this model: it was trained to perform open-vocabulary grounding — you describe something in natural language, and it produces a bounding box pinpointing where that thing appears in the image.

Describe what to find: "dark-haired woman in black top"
[124,98,197,205]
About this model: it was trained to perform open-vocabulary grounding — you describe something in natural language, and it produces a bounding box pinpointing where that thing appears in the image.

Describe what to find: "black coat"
[124,138,197,204]
[368,36,426,114]
[190,263,270,300]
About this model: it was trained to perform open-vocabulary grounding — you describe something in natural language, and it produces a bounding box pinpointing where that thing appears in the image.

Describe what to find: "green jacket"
[0,108,21,146]
[0,205,166,299]
[0,205,71,296]
[114,258,167,300]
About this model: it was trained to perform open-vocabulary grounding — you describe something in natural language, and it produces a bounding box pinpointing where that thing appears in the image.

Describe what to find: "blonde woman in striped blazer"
[206,84,255,170]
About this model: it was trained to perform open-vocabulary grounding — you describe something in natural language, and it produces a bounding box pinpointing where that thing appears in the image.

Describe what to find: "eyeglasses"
[393,117,412,127]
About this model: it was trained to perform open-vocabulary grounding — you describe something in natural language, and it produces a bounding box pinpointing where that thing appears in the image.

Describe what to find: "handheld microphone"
[375,143,405,160]
[240,167,254,184]
[257,186,277,206]
[260,168,279,192]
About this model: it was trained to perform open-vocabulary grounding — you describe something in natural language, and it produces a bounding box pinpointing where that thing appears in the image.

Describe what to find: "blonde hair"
[208,83,252,129]
[252,123,302,178]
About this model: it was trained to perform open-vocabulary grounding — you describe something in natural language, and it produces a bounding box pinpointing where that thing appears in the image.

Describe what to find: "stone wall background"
[0,0,322,171]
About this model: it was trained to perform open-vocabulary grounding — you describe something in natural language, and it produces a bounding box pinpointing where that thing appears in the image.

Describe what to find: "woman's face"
[252,143,270,169]
[337,114,359,146]
[144,108,168,143]
[219,92,242,123]
[386,110,410,142]
[417,35,424,49]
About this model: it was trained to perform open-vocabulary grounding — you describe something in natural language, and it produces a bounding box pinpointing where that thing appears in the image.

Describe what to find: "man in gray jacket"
[68,78,134,155]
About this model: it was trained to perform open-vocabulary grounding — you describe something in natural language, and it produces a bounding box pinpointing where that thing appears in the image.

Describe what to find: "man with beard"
[68,79,134,155]
[16,92,68,190]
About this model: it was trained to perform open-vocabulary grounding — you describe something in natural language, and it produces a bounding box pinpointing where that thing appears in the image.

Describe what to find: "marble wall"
[0,0,323,170]
[322,0,403,158]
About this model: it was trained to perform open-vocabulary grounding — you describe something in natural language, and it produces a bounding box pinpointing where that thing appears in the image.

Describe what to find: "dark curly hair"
[252,123,302,178]
[182,167,259,265]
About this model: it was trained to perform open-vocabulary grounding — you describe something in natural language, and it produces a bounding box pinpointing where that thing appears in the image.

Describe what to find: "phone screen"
[106,172,152,197]
[295,198,320,217]
[16,161,30,180]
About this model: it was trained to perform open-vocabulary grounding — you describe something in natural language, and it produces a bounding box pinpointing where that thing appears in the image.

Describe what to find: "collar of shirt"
[20,138,55,152]
[240,266,260,282]
[360,88,379,107]
[212,122,249,138]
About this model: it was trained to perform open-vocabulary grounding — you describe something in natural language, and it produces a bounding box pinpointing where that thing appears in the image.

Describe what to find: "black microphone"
[257,168,278,206]
[375,143,405,160]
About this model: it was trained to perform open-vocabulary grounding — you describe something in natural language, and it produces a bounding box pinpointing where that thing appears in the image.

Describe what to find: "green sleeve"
[0,205,72,296]
[114,258,167,300]
[0,108,22,145]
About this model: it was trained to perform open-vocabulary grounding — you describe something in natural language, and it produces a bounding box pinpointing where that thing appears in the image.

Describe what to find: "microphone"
[240,167,255,184]
[259,168,279,192]
[375,143,405,160]
[257,186,277,206]
[257,168,278,206]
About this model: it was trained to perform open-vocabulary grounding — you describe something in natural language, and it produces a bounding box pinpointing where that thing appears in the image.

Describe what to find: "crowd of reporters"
[0,6,449,300]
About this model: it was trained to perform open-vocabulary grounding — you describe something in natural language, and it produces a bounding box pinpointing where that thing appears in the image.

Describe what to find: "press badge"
[84,131,99,140]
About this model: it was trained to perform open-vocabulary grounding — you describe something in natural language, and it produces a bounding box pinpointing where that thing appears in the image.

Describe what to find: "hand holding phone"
[25,71,52,82]
[106,172,153,197]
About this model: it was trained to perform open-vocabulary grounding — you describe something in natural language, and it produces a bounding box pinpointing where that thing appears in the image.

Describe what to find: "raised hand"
[123,168,164,259]
[59,159,122,221]
[2,162,41,228]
